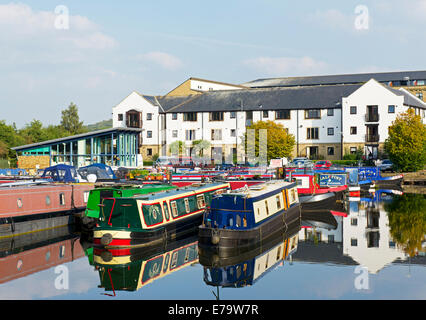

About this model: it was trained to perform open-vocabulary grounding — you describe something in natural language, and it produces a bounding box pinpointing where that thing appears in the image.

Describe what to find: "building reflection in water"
[295,190,426,274]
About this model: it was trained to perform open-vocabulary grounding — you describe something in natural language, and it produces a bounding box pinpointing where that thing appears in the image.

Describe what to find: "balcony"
[365,134,380,143]
[365,113,380,122]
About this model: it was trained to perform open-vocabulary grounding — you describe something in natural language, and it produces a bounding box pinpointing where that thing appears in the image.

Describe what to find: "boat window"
[184,247,191,262]
[83,191,89,203]
[196,194,206,209]
[59,193,65,206]
[236,215,241,228]
[163,254,170,272]
[265,200,269,215]
[184,198,190,213]
[171,201,178,217]
[276,195,281,209]
[243,215,247,227]
[228,215,234,227]
[170,252,178,269]
[17,198,23,208]
[276,246,282,260]
[46,195,51,206]
[163,202,170,220]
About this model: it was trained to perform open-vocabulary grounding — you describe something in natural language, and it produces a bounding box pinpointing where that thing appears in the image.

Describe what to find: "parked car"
[378,159,394,172]
[314,160,332,169]
[290,159,313,168]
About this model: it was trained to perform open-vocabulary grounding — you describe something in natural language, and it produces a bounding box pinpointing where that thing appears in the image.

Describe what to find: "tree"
[384,109,426,172]
[243,120,295,164]
[60,102,86,135]
[169,140,185,156]
[386,194,426,257]
[191,139,210,157]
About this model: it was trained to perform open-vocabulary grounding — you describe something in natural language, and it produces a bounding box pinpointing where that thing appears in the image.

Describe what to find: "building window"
[306,127,319,140]
[185,130,196,141]
[327,147,334,156]
[263,111,269,118]
[183,112,197,121]
[147,148,152,156]
[211,129,222,141]
[351,218,358,226]
[327,128,334,136]
[147,131,152,138]
[350,126,357,135]
[351,238,358,246]
[350,147,357,154]
[146,113,152,120]
[350,106,357,114]
[209,112,224,121]
[388,105,395,113]
[172,113,177,120]
[118,114,123,121]
[172,130,178,138]
[230,111,236,119]
[305,109,321,119]
[327,109,334,116]
[275,110,291,120]
[230,129,236,137]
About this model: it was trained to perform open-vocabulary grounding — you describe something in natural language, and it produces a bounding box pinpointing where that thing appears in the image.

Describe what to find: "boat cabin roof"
[129,182,229,201]
[224,180,296,198]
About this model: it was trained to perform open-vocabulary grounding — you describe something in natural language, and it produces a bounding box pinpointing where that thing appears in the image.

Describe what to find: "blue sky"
[1,0,426,127]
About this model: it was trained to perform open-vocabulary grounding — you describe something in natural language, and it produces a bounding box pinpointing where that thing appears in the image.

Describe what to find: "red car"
[314,160,332,169]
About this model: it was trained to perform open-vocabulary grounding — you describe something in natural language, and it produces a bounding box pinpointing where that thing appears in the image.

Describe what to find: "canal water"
[0,192,424,300]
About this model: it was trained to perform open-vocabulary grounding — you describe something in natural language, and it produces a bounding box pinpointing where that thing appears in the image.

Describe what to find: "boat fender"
[100,233,113,246]
[211,229,220,245]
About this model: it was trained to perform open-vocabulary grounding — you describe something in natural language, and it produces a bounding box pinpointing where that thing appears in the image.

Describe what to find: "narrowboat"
[201,223,300,290]
[93,235,198,296]
[0,182,93,238]
[82,183,177,228]
[198,180,301,257]
[93,182,230,249]
[289,172,345,210]
[0,225,84,285]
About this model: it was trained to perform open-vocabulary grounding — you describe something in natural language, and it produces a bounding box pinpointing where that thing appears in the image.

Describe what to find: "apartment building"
[112,74,426,162]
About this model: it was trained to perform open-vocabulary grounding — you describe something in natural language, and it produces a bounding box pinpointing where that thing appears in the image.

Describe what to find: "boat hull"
[198,203,301,258]
[93,212,204,249]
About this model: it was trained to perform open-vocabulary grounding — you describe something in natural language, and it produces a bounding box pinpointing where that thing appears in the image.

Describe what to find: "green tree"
[385,194,426,257]
[243,120,295,164]
[169,140,185,156]
[191,139,210,157]
[60,102,86,135]
[384,109,426,172]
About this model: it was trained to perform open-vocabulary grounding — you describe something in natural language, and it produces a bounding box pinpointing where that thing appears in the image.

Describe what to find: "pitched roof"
[163,84,362,113]
[243,70,426,88]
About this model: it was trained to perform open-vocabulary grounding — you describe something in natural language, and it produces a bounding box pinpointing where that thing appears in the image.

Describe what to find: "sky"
[1,0,426,128]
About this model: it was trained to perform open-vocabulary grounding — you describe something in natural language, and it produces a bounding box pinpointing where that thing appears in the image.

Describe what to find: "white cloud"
[138,51,183,71]
[243,56,328,76]
[0,3,117,51]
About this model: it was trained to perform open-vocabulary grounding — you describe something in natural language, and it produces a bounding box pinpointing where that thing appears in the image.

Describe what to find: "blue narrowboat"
[198,180,301,257]
[202,223,300,289]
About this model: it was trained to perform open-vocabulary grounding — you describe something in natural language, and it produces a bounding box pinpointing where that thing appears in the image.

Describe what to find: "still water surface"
[0,192,425,300]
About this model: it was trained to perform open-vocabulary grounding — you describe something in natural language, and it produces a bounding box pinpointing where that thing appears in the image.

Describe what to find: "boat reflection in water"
[200,219,301,290]
[93,235,199,296]
[0,225,84,285]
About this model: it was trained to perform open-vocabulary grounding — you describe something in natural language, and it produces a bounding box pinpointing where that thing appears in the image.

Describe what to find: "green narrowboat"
[93,182,230,248]
[82,183,177,228]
